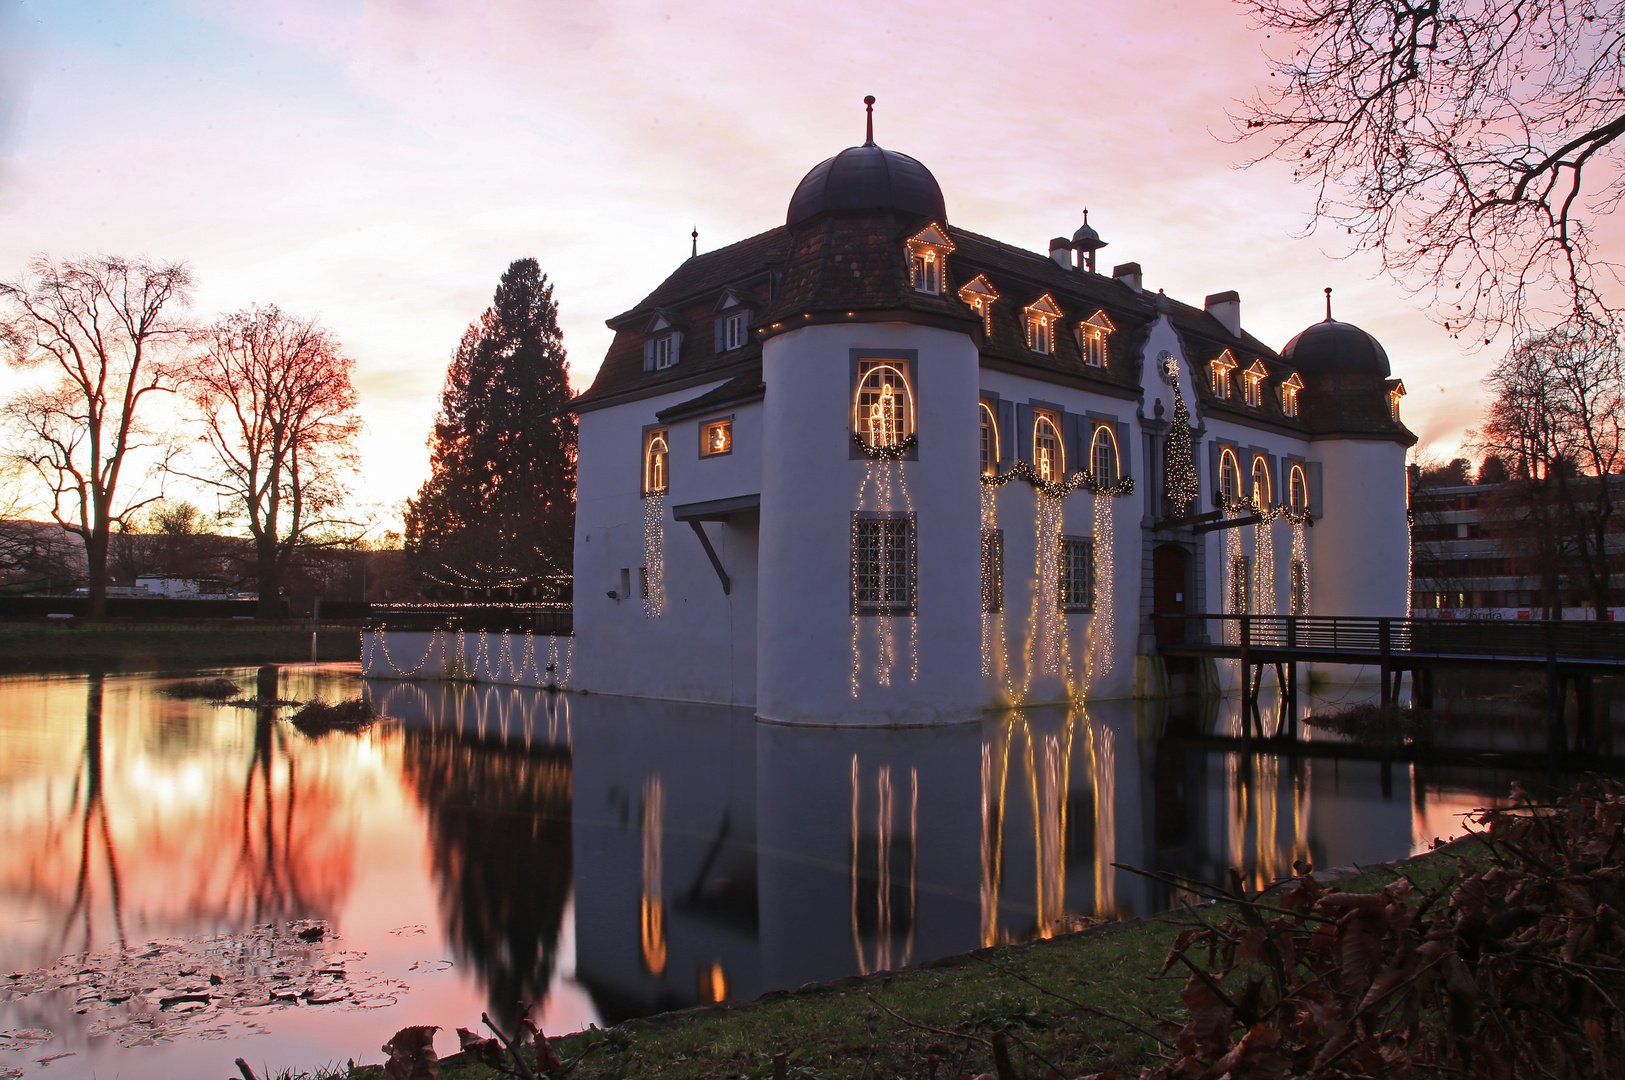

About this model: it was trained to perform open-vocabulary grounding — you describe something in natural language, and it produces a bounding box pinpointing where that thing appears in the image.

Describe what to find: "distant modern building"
[553,105,1417,724]
[1410,474,1625,620]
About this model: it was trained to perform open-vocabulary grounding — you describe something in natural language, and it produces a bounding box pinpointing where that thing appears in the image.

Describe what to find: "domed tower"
[755,100,984,724]
[1282,291,1415,619]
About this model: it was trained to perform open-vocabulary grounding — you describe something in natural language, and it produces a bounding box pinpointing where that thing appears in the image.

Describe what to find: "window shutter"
[1308,461,1325,517]
[1115,421,1133,479]
[670,331,683,365]
[1208,439,1224,506]
[1063,412,1085,475]
[644,339,655,372]
[1015,404,1034,464]
[714,318,724,353]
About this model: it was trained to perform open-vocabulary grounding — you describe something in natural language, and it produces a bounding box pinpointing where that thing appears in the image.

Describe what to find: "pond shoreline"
[0,620,360,670]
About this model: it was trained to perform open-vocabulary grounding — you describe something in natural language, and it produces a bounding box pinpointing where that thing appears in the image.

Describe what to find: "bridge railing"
[1161,614,1625,663]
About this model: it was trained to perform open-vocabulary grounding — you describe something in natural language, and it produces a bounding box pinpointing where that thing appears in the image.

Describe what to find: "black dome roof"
[1281,318,1391,377]
[786,143,946,228]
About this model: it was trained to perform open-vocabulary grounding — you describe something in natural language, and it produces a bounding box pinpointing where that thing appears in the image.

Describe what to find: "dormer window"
[959,274,999,335]
[722,311,747,351]
[1281,372,1304,418]
[1079,310,1115,368]
[1389,380,1407,422]
[1025,294,1063,356]
[906,223,954,296]
[1210,350,1237,399]
[1243,360,1268,408]
[644,312,683,372]
[713,289,754,354]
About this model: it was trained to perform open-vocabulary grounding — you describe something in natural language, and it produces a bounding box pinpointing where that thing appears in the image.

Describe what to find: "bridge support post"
[1379,618,1392,707]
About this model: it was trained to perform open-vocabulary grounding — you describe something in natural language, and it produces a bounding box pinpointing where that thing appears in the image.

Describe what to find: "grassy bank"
[282,854,1467,1080]
[0,620,360,670]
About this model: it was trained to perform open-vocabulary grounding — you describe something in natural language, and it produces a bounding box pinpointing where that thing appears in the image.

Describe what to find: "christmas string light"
[981,460,1134,500]
[1161,356,1199,518]
[1254,518,1277,619]
[1291,521,1311,616]
[851,431,918,460]
[1088,491,1115,678]
[1217,492,1314,526]
[643,492,666,618]
[981,484,998,678]
[1225,520,1243,645]
[849,452,918,697]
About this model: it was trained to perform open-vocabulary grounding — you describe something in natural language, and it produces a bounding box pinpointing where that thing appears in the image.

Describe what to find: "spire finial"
[863,95,876,146]
[691,226,699,259]
[1083,208,1089,225]
[1324,286,1333,321]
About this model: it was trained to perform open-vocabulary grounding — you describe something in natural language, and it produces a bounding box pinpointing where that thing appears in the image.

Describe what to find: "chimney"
[1205,290,1241,337]
[1048,238,1074,270]
[1113,262,1142,293]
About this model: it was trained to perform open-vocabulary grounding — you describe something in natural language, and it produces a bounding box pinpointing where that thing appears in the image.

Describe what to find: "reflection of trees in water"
[401,728,572,1026]
[60,673,126,957]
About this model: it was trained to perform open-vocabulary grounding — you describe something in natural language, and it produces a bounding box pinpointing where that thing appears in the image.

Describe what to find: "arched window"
[854,361,915,449]
[979,402,1000,476]
[1034,414,1064,482]
[1090,425,1119,485]
[1289,464,1308,512]
[1251,458,1271,504]
[644,430,669,495]
[1219,448,1240,501]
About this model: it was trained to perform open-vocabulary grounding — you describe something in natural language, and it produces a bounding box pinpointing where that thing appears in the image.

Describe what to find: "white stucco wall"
[1310,438,1411,617]
[757,322,983,725]
[571,385,762,706]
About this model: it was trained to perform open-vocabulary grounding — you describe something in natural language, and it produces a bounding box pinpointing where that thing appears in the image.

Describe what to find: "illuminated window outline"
[979,400,1000,476]
[1243,359,1269,408]
[1219,447,1241,501]
[907,223,954,296]
[1289,464,1309,512]
[1210,350,1238,399]
[1090,424,1120,485]
[1389,379,1407,422]
[1033,411,1065,482]
[958,274,999,335]
[1060,535,1095,612]
[1281,371,1304,417]
[1025,294,1063,355]
[1251,456,1272,504]
[854,359,915,449]
[699,417,733,458]
[1079,310,1115,368]
[644,428,669,495]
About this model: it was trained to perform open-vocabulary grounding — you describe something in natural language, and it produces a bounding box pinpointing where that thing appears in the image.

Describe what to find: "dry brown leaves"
[1145,778,1625,1079]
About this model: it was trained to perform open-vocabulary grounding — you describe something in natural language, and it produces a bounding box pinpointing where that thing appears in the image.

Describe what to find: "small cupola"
[1072,210,1107,274]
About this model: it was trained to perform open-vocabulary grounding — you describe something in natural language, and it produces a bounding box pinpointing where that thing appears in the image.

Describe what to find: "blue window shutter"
[1308,461,1325,517]
[1208,439,1223,506]
[998,399,1016,464]
[1063,412,1084,476]
[1015,404,1034,463]
[1115,421,1133,479]
[714,318,724,353]
[643,339,654,371]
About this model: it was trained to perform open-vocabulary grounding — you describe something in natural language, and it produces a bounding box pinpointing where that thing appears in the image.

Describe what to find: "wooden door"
[1153,544,1188,646]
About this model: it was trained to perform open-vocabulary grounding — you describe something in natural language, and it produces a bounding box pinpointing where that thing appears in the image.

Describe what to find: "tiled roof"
[655,370,765,422]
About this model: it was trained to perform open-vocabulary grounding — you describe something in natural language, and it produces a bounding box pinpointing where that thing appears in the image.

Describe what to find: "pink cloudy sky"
[0,0,1493,528]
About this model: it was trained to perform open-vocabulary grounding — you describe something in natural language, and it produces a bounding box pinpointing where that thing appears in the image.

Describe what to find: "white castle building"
[366,111,1415,724]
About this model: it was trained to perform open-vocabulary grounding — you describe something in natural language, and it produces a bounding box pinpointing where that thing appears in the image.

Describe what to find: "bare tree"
[182,306,361,617]
[1236,0,1625,337]
[1472,327,1625,614]
[0,256,193,616]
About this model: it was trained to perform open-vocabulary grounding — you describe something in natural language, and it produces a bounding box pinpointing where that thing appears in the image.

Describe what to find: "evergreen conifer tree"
[405,260,576,597]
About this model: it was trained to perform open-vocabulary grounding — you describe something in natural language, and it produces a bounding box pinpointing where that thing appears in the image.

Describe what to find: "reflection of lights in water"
[1025,715,1074,937]
[980,726,1011,947]
[849,756,917,974]
[1087,718,1117,920]
[698,961,728,1003]
[1227,751,1312,893]
[640,776,666,976]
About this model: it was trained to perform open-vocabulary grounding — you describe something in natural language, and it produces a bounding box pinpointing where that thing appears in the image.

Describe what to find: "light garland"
[1087,491,1115,679]
[1037,494,1065,676]
[1161,356,1199,518]
[367,625,572,689]
[1291,522,1311,616]
[850,431,918,461]
[643,493,665,618]
[982,459,1134,500]
[1224,521,1243,645]
[1217,492,1314,526]
[981,485,998,678]
[1254,518,1277,618]
[849,453,918,698]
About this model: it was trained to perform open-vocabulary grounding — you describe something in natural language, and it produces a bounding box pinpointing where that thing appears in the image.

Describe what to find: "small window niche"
[1079,310,1115,368]
[700,417,733,457]
[907,223,954,295]
[644,428,670,496]
[1025,294,1063,355]
[1281,371,1304,417]
[854,357,915,450]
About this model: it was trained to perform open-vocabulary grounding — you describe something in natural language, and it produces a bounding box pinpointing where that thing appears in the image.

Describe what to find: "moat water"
[0,664,1605,1078]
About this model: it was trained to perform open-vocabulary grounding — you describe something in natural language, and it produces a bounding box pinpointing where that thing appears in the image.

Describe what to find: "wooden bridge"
[1157,614,1625,753]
